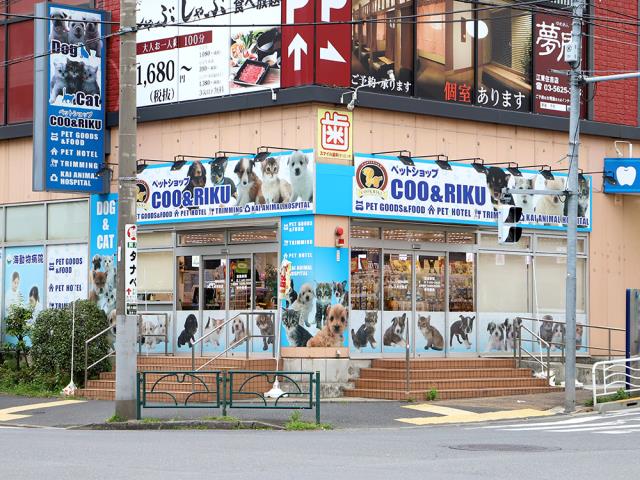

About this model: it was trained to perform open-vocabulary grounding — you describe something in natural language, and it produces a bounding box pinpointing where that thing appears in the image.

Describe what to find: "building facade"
[0,0,638,364]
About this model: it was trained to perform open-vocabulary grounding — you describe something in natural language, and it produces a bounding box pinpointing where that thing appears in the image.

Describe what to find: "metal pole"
[405,325,410,397]
[115,0,138,420]
[563,0,583,414]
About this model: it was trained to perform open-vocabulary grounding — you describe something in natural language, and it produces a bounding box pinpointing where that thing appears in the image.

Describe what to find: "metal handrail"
[84,324,115,386]
[515,316,625,360]
[592,357,640,407]
[192,311,275,371]
[515,322,552,380]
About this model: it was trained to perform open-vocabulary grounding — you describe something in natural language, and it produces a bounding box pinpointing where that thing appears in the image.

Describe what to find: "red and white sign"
[282,0,315,87]
[317,107,352,161]
[315,0,351,86]
[124,224,137,316]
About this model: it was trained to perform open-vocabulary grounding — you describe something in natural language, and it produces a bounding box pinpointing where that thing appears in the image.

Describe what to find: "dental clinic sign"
[33,3,107,194]
[352,154,592,230]
[603,158,640,194]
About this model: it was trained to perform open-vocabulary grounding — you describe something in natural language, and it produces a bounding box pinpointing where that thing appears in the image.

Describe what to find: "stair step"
[344,386,560,401]
[354,377,549,390]
[370,358,516,369]
[86,378,272,393]
[359,367,533,380]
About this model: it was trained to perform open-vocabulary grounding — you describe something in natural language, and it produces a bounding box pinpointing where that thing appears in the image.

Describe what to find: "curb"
[596,397,640,414]
[71,420,285,431]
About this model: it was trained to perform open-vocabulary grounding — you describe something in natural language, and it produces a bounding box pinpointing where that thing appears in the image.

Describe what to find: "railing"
[84,324,116,386]
[514,322,552,380]
[515,316,626,361]
[592,357,640,407]
[136,369,321,424]
[138,312,170,356]
[191,311,275,372]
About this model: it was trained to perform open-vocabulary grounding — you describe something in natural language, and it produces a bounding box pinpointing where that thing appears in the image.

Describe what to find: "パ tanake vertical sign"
[33,3,108,193]
[281,0,315,87]
[315,0,351,86]
[124,224,137,316]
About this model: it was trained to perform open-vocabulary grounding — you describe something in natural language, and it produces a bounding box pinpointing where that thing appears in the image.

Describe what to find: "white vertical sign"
[125,224,137,315]
[46,244,89,309]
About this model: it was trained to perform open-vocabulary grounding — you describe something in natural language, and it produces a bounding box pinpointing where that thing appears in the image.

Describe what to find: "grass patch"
[106,414,127,423]
[0,360,63,398]
[284,411,332,431]
[425,388,438,401]
[140,417,164,424]
[584,388,631,407]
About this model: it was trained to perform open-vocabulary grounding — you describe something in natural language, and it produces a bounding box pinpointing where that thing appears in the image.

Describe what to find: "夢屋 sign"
[352,154,592,230]
[136,149,315,224]
[33,3,107,194]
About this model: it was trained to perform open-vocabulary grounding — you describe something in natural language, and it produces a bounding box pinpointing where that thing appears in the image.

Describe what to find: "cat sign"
[32,3,107,194]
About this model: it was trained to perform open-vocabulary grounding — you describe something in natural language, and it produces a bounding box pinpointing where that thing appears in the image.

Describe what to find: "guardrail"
[136,370,321,424]
[592,357,640,407]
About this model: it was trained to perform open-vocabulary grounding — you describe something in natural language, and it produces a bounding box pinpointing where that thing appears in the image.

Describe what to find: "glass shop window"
[138,231,173,249]
[254,252,278,310]
[47,201,88,240]
[138,251,174,302]
[535,255,586,313]
[449,252,474,312]
[351,249,381,311]
[478,253,528,312]
[5,204,45,242]
[177,256,199,311]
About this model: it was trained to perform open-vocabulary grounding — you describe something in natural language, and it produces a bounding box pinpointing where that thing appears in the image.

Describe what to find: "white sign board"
[46,244,88,309]
[125,224,137,315]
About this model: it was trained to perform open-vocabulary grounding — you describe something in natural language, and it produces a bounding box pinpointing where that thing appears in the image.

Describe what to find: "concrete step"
[86,377,272,392]
[370,358,516,370]
[343,386,560,401]
[353,376,549,390]
[359,367,533,380]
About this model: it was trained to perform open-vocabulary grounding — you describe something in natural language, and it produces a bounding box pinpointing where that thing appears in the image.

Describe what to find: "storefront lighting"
[414,153,450,170]
[539,165,555,180]
[214,151,254,163]
[171,157,187,171]
[506,163,523,177]
[372,150,414,166]
[95,163,114,178]
[470,159,488,174]
[602,171,618,186]
[136,161,148,174]
[466,19,489,39]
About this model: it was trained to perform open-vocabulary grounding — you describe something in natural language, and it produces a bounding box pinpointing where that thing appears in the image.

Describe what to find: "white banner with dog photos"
[46,244,88,310]
[353,154,592,230]
[136,149,315,225]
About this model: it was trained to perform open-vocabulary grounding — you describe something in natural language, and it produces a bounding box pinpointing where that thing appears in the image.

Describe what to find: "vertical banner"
[315,0,351,86]
[33,3,107,193]
[281,0,315,87]
[125,224,138,316]
[4,247,45,326]
[46,245,88,309]
[317,107,352,162]
[89,194,117,320]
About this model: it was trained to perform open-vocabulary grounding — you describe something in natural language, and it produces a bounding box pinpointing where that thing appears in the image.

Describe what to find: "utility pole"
[563,0,584,414]
[115,0,138,419]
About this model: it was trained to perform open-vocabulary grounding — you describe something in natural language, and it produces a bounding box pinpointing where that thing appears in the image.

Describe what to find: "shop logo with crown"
[355,160,388,199]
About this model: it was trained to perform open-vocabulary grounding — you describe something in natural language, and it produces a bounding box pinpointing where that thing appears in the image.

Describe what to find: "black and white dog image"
[231,317,247,345]
[260,157,292,204]
[282,308,312,347]
[450,315,474,349]
[83,15,102,57]
[183,161,207,192]
[289,282,315,328]
[210,157,237,199]
[513,176,536,216]
[177,314,198,348]
[333,280,348,308]
[504,317,522,351]
[68,18,85,45]
[49,11,69,44]
[484,167,513,211]
[288,151,313,202]
[486,321,506,352]
[383,313,406,347]
[314,282,333,329]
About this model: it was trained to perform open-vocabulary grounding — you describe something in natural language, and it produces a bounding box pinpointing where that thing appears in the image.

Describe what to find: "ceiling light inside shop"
[466,20,488,39]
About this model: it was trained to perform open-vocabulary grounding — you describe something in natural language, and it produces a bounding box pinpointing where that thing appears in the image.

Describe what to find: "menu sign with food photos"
[136,0,281,107]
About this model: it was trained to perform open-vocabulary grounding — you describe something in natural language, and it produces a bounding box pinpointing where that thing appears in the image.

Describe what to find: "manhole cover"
[450,444,560,453]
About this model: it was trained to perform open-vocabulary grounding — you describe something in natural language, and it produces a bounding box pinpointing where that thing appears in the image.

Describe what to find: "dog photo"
[484,167,513,211]
[512,176,536,216]
[140,315,169,354]
[449,314,475,351]
[177,313,198,349]
[307,304,348,347]
[535,178,565,224]
[288,151,314,202]
[382,312,407,350]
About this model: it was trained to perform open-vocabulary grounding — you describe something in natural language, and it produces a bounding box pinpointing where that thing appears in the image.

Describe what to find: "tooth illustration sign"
[616,166,637,186]
[315,0,351,86]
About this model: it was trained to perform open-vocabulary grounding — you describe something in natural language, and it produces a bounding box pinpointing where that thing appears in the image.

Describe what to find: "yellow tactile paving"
[0,399,85,422]
[396,404,555,426]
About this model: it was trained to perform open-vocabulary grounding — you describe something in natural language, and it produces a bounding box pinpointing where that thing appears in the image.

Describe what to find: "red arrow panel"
[315,0,351,86]
[281,0,315,88]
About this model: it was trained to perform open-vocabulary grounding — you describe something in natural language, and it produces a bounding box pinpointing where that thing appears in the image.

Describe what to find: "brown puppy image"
[307,304,347,348]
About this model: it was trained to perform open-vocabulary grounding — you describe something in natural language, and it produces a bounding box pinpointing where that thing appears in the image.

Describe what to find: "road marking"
[0,399,85,422]
[396,403,554,426]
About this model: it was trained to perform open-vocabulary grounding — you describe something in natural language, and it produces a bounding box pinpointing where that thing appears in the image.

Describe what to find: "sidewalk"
[0,390,593,429]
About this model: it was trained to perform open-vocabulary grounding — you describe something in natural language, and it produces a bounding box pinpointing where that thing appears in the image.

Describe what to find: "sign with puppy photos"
[33,3,107,194]
[352,154,592,231]
[136,149,315,225]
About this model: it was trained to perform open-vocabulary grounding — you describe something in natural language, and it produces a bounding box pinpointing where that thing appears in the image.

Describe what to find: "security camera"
[347,98,356,111]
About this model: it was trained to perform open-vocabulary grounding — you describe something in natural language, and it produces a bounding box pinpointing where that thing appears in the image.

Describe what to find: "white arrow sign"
[320,41,346,63]
[288,33,308,71]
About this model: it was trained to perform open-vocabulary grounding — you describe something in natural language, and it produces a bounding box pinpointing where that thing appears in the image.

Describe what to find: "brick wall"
[593,0,638,126]
[97,0,120,112]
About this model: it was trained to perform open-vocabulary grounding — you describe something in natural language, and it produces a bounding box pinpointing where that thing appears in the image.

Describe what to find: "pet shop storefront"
[316,153,591,358]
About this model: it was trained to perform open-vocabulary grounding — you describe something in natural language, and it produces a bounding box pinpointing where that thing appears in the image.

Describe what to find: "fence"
[591,357,640,407]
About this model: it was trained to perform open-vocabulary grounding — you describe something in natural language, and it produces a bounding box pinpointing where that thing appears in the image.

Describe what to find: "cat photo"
[351,311,378,351]
[417,315,444,351]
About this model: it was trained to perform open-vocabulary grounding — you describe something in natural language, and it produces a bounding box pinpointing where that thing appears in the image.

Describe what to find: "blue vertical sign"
[89,194,118,320]
[34,3,107,193]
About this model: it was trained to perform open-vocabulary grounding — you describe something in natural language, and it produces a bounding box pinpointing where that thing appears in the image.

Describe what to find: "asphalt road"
[1,413,639,480]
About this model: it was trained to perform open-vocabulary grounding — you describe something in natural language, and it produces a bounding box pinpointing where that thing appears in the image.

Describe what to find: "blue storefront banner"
[89,194,118,320]
[316,154,593,232]
[280,216,349,348]
[34,3,107,193]
[603,158,640,194]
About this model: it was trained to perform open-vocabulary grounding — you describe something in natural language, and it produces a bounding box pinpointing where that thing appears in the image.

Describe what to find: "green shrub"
[425,388,438,401]
[30,300,111,386]
[3,304,33,370]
